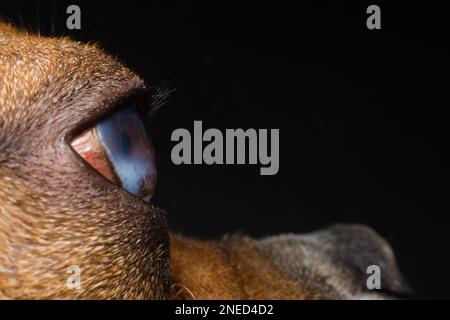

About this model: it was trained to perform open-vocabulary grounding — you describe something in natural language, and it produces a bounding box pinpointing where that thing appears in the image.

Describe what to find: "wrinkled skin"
[0,23,410,299]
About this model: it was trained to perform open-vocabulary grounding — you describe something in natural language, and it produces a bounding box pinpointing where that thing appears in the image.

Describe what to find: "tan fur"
[0,22,319,300]
[1,22,408,300]
[0,22,170,299]
[170,235,317,300]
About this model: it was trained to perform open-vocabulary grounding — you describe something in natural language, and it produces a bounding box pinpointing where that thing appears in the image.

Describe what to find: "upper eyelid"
[80,84,170,128]
[92,85,168,130]
[63,78,149,143]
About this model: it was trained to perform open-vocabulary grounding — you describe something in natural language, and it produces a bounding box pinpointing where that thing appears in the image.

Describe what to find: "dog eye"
[71,105,157,203]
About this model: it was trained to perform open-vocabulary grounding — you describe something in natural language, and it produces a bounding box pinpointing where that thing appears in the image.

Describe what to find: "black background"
[1,1,449,299]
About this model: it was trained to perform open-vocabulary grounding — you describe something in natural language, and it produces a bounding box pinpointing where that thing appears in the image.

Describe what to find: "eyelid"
[70,105,157,203]
[62,76,147,144]
[68,84,168,147]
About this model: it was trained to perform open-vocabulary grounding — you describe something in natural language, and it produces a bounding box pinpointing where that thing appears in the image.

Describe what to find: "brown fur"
[0,22,170,299]
[171,235,316,299]
[0,22,410,300]
[0,22,318,300]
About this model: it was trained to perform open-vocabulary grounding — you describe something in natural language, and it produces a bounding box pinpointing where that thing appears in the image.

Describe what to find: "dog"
[0,22,410,299]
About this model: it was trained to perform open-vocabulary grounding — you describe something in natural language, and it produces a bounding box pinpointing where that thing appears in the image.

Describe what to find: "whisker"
[50,0,56,36]
[35,0,40,35]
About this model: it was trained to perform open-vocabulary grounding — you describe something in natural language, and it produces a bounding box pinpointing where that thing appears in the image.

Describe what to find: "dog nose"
[256,224,412,299]
[313,224,411,296]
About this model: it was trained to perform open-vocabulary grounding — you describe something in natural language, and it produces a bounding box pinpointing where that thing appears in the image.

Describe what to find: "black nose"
[256,224,413,299]
[315,224,413,297]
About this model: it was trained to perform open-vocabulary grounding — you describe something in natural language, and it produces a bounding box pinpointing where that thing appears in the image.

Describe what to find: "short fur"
[0,22,409,299]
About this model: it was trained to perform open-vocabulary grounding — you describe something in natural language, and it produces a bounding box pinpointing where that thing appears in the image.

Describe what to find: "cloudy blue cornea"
[96,106,157,202]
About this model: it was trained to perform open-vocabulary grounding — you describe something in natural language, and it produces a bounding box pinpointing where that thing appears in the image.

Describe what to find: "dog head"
[0,22,410,300]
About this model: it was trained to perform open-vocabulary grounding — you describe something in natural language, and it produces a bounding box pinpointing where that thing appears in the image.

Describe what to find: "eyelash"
[125,85,173,129]
[143,85,174,120]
